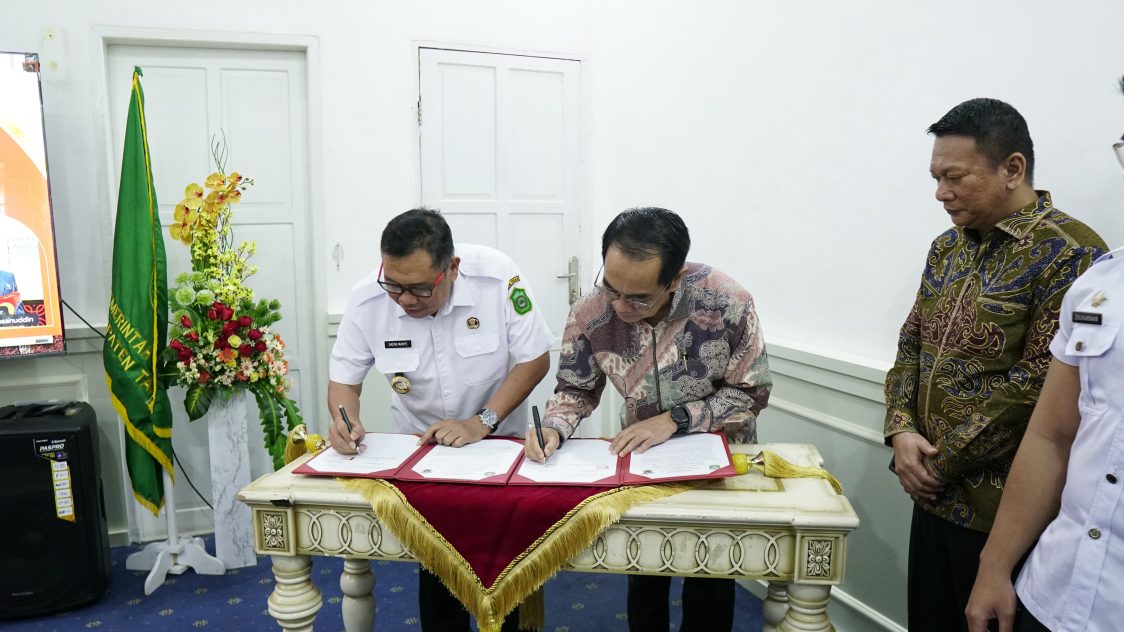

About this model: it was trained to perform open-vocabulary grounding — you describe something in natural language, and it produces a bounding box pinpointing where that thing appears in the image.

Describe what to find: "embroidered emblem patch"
[510,287,532,315]
[507,275,520,290]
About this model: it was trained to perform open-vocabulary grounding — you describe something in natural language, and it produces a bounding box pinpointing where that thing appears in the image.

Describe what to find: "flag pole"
[125,469,225,595]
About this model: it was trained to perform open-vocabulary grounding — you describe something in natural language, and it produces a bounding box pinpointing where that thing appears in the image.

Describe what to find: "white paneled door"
[106,45,314,539]
[419,48,586,429]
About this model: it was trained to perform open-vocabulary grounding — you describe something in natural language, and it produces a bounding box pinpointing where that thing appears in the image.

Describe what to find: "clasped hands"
[891,431,945,503]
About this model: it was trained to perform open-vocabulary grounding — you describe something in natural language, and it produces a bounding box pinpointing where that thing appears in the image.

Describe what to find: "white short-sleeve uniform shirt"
[1016,249,1124,631]
[329,244,552,436]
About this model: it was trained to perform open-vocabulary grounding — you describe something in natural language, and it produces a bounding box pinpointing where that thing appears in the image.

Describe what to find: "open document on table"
[293,432,735,486]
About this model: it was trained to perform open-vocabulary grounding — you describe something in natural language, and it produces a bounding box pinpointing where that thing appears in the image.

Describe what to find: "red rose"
[239,344,254,357]
[177,349,193,362]
[206,308,219,320]
[239,315,252,327]
[255,340,267,352]
[186,331,200,342]
[180,315,193,328]
[213,301,224,309]
[221,308,234,322]
[199,372,211,384]
[170,339,184,351]
[221,322,235,335]
[248,329,262,340]
[214,338,227,350]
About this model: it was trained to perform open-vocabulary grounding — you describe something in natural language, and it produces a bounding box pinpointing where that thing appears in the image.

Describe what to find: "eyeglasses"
[1114,137,1124,171]
[593,265,671,311]
[377,263,446,298]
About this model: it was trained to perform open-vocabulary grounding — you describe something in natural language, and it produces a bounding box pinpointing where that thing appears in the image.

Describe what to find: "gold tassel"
[339,478,695,630]
[753,450,843,494]
[284,424,327,464]
[518,586,545,631]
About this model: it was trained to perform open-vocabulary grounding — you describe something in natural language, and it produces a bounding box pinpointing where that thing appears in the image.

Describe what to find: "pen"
[338,404,361,452]
[532,405,547,458]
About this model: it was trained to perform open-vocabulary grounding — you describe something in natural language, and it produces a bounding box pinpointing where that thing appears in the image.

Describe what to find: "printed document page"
[628,433,730,479]
[409,440,524,481]
[305,433,420,475]
[515,439,618,484]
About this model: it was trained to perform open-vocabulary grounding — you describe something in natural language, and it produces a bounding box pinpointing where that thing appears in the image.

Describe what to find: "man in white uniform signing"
[328,208,551,632]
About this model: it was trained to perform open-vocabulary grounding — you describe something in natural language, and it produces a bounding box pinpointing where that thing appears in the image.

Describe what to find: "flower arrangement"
[164,142,302,469]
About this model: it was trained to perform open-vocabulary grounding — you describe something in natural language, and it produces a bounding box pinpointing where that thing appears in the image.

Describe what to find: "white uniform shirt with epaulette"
[330,244,551,437]
[1016,246,1124,631]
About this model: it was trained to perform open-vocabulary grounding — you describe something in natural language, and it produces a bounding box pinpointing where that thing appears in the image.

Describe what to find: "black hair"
[601,207,690,286]
[927,98,1035,184]
[380,208,454,270]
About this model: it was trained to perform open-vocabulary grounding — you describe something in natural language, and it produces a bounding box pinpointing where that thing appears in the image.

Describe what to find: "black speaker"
[0,401,110,619]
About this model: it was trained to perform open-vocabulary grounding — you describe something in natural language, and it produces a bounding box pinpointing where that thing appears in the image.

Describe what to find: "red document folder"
[294,432,736,487]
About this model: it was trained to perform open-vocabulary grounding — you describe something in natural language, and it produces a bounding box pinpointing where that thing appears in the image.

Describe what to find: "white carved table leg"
[762,581,790,631]
[268,555,322,631]
[779,583,833,632]
[341,558,376,631]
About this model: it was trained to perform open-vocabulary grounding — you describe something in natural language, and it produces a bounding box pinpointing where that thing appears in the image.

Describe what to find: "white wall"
[587,0,1124,363]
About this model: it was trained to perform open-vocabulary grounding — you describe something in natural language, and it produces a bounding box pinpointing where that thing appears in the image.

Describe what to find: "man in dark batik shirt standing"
[884,98,1106,632]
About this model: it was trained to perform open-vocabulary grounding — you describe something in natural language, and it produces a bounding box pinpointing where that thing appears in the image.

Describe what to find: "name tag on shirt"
[1073,311,1103,326]
[385,340,413,348]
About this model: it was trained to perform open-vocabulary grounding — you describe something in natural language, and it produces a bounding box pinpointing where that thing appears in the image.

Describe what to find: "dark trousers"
[907,505,991,632]
[627,575,735,632]
[418,569,525,632]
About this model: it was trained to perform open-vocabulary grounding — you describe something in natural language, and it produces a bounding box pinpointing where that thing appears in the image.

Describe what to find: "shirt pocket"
[375,351,420,375]
[1066,325,1119,411]
[455,333,506,387]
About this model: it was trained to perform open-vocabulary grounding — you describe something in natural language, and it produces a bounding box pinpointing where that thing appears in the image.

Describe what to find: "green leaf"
[251,384,286,470]
[184,384,213,420]
[280,396,304,431]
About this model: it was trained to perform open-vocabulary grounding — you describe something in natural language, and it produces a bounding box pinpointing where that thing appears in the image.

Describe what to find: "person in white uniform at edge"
[327,208,551,632]
[965,81,1124,632]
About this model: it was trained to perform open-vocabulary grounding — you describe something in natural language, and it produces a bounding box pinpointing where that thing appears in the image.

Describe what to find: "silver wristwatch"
[476,407,499,432]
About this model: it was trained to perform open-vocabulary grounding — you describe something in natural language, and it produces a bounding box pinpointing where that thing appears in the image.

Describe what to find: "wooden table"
[238,443,860,631]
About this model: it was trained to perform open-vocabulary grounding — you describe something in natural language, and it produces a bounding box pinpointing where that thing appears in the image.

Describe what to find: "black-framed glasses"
[377,263,446,298]
[593,265,671,310]
[1114,136,1124,171]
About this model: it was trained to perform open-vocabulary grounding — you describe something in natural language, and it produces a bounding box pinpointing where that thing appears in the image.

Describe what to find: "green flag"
[104,67,174,516]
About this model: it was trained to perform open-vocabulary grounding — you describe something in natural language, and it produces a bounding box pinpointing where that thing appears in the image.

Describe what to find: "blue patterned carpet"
[5,538,764,631]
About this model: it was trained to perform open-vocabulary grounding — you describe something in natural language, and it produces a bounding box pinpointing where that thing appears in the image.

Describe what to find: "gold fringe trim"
[754,449,843,494]
[341,479,695,632]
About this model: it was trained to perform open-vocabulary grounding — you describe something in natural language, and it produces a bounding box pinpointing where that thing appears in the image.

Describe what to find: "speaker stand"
[125,469,225,595]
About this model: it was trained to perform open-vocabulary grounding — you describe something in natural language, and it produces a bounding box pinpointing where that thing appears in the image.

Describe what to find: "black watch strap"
[671,405,690,435]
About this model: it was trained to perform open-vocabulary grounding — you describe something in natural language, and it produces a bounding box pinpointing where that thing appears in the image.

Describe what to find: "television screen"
[0,52,64,358]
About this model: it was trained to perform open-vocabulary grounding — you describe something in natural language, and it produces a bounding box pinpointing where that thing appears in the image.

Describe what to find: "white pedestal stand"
[207,390,258,569]
[125,469,226,595]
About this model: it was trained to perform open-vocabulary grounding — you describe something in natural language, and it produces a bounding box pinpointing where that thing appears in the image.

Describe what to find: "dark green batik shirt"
[884,191,1106,532]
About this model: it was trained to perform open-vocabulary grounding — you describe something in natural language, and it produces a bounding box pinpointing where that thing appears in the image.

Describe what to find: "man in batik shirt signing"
[524,207,771,632]
[884,97,1106,632]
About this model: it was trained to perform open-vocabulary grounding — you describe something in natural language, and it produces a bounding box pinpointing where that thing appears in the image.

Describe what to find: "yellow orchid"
[184,182,204,199]
[204,172,228,188]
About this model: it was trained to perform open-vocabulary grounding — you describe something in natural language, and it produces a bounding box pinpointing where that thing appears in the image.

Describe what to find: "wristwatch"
[670,405,690,435]
[476,407,499,433]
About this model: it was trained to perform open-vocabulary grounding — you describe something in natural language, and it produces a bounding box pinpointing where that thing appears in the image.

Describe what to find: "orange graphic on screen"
[0,126,62,340]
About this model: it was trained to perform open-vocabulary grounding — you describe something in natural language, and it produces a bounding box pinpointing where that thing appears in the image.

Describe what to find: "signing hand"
[524,426,562,463]
[418,417,490,447]
[609,412,677,457]
[965,567,1017,632]
[328,413,366,455]
[891,432,944,501]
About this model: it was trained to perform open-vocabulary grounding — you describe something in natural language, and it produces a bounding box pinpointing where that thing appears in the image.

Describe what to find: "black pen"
[338,404,362,452]
[532,405,547,458]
